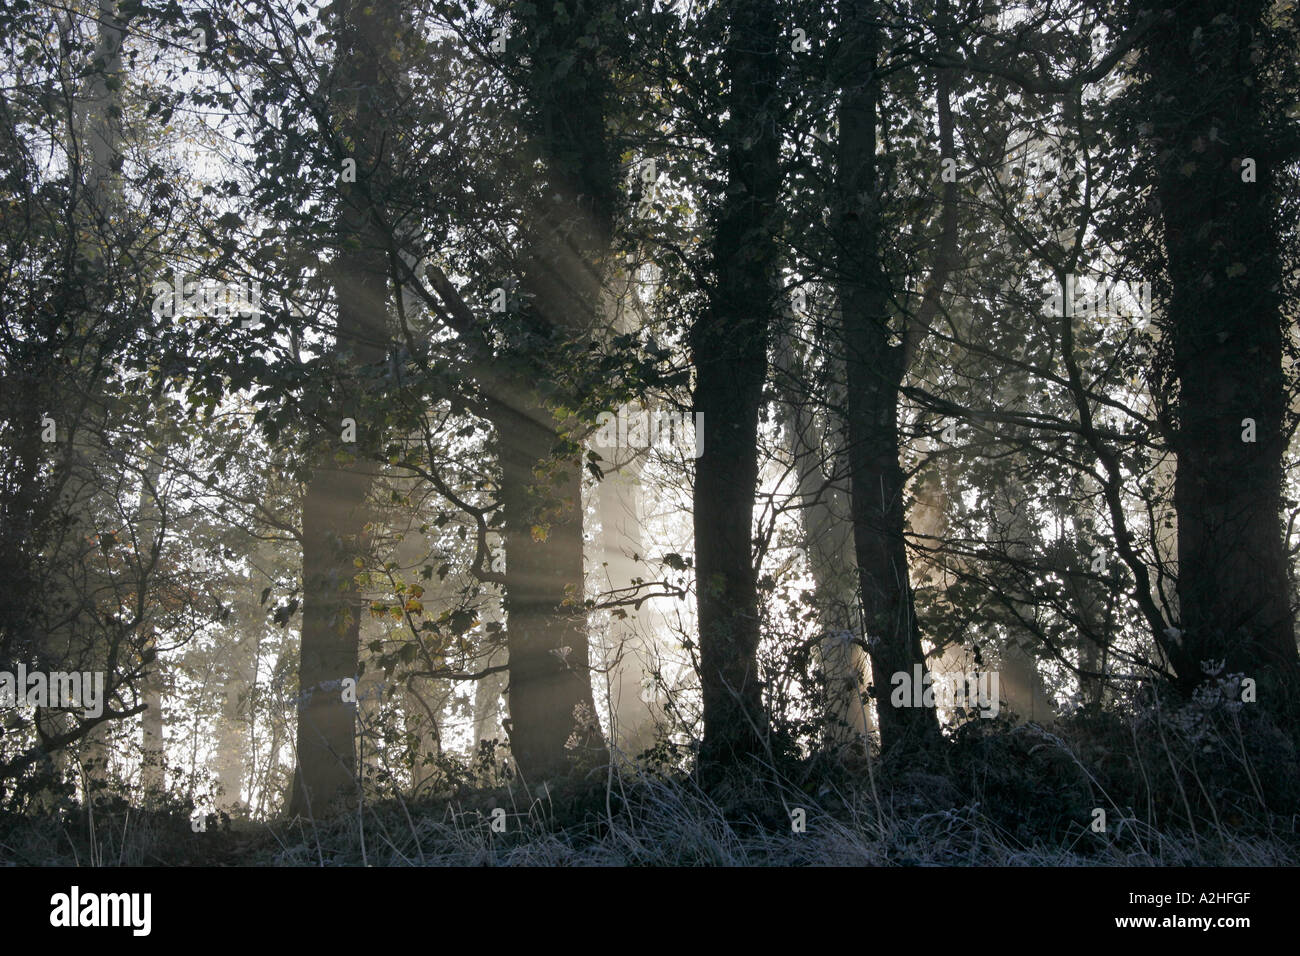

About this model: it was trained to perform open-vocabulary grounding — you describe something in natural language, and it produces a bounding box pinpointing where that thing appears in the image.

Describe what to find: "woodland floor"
[4,713,1299,866]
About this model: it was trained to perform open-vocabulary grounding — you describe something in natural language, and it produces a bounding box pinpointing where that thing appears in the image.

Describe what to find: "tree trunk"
[471,595,507,751]
[214,680,244,811]
[773,330,873,752]
[835,0,941,756]
[140,632,164,799]
[488,0,619,782]
[693,0,784,773]
[288,0,393,817]
[987,478,1058,721]
[1136,0,1300,704]
[80,0,123,226]
[494,399,605,780]
[594,451,660,759]
[70,0,125,809]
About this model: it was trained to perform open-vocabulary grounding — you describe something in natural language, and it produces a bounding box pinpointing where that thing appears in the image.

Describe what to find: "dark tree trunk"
[1136,0,1300,704]
[693,0,784,773]
[834,0,941,756]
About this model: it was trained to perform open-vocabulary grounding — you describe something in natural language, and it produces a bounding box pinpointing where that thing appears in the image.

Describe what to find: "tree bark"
[693,0,784,773]
[471,595,507,751]
[288,0,393,817]
[1136,0,1300,704]
[140,632,164,799]
[493,399,605,780]
[488,0,619,781]
[834,0,942,756]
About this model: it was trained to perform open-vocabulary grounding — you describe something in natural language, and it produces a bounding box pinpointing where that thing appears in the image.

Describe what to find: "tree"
[692,0,786,773]
[288,0,399,817]
[828,0,958,756]
[1124,0,1300,707]
[475,0,626,781]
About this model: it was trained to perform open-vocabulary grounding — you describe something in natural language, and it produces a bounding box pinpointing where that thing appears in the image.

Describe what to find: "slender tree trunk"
[471,595,506,751]
[594,453,659,758]
[693,0,783,773]
[138,450,165,801]
[81,0,123,226]
[140,632,164,799]
[33,710,71,811]
[69,0,125,809]
[214,679,244,811]
[404,679,443,798]
[988,478,1058,721]
[834,0,941,756]
[79,724,112,808]
[773,331,873,751]
[494,400,605,779]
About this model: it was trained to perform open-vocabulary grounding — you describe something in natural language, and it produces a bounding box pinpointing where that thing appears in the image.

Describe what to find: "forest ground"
[3,708,1298,866]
